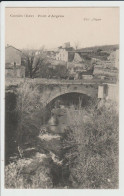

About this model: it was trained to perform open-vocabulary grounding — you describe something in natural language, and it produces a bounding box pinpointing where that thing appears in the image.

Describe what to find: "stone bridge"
[6,78,118,106]
[38,82,98,106]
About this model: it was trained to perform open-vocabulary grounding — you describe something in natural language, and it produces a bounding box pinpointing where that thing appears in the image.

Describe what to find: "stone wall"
[107,84,119,102]
[98,83,119,102]
[5,66,25,78]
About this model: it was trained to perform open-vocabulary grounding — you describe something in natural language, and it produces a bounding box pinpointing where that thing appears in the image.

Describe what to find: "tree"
[31,54,47,78]
[22,48,47,78]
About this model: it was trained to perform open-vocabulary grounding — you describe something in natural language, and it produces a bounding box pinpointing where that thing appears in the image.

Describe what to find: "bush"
[63,101,119,189]
[5,154,53,188]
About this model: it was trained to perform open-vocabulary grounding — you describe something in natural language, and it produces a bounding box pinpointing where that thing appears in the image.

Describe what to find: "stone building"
[5,45,25,78]
[56,42,74,62]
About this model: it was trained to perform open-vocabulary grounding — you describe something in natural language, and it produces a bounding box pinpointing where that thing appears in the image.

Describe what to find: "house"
[6,45,22,66]
[5,45,25,78]
[56,42,74,62]
[56,42,92,63]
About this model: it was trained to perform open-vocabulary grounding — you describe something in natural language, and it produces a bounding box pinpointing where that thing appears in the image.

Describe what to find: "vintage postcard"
[0,1,124,196]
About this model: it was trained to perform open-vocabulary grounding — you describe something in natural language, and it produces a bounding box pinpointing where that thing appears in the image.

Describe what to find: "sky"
[5,7,119,50]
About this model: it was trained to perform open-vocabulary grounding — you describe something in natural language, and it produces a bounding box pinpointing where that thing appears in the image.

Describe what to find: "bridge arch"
[48,91,93,107]
[42,87,97,107]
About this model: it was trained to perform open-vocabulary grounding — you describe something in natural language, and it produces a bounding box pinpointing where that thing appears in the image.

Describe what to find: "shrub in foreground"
[63,101,119,189]
[5,154,53,189]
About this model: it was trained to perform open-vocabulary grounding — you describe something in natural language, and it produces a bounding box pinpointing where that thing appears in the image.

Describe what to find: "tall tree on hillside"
[74,41,80,50]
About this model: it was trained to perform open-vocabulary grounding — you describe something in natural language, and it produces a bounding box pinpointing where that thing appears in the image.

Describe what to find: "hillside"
[77,44,119,53]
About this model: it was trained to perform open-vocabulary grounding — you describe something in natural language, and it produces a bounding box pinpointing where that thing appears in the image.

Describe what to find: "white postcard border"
[1,1,124,196]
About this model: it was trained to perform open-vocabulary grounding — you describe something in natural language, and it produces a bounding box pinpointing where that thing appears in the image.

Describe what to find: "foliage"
[38,63,55,79]
[55,65,68,79]
[63,101,119,189]
[15,82,45,150]
[38,64,68,79]
[22,50,47,78]
[5,155,53,188]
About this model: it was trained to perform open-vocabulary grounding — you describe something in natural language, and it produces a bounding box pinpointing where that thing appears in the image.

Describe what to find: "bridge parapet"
[5,78,116,87]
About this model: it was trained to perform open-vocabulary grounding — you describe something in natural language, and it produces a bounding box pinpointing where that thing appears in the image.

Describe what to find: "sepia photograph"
[4,6,119,189]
